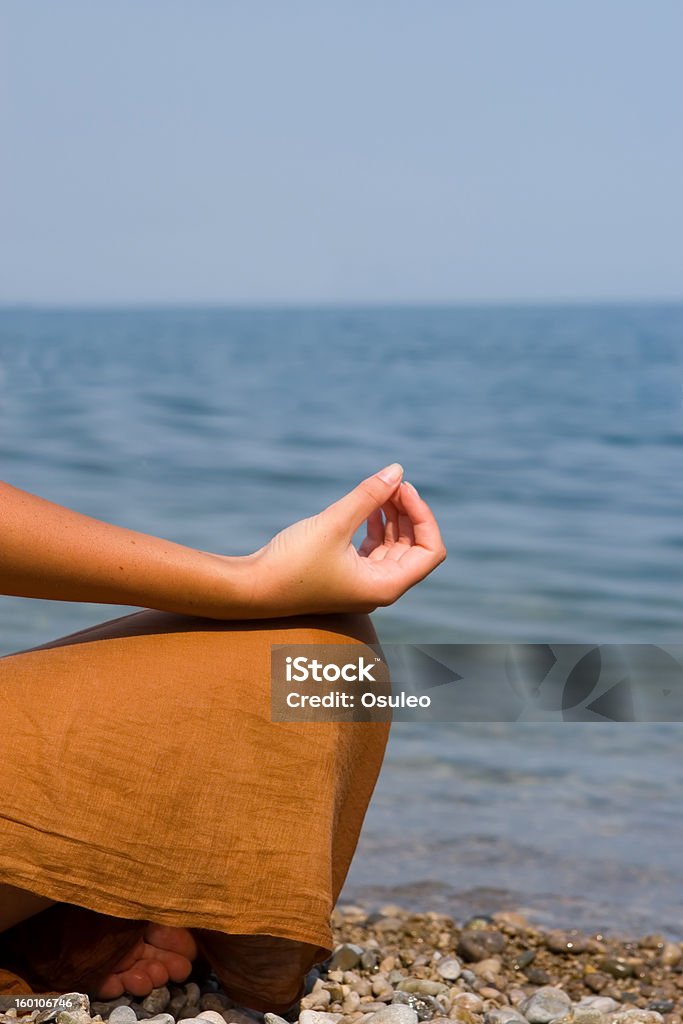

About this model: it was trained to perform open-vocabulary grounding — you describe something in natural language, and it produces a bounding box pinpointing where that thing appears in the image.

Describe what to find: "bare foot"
[95,923,198,999]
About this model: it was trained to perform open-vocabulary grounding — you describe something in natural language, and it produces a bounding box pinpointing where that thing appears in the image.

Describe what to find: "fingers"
[358,481,441,566]
[325,463,404,539]
[395,480,446,556]
[358,507,385,557]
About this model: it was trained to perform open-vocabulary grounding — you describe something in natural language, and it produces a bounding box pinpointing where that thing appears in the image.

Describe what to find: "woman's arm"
[0,463,446,619]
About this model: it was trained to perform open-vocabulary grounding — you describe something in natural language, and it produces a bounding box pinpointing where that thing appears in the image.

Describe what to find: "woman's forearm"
[0,481,254,618]
[0,467,446,619]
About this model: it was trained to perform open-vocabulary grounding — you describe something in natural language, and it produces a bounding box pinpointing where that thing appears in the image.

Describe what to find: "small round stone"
[452,995,484,1014]
[329,944,365,971]
[584,973,609,993]
[519,986,572,1024]
[598,958,632,980]
[545,930,588,955]
[299,1013,344,1024]
[457,930,506,963]
[184,986,201,1009]
[142,992,170,1017]
[484,1011,527,1024]
[109,1009,138,1024]
[199,998,230,1014]
[366,1008,419,1024]
[196,1014,227,1024]
[435,956,462,981]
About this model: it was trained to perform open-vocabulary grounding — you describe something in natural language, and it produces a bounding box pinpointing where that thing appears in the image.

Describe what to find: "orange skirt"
[0,611,390,1011]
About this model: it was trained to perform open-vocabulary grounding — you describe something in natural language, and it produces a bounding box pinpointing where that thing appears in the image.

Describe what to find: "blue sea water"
[1,304,683,937]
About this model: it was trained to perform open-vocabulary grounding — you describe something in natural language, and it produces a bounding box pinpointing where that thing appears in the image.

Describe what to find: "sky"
[1,2,682,306]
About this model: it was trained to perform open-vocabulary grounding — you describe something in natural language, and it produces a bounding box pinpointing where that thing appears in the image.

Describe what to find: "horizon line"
[1,296,683,312]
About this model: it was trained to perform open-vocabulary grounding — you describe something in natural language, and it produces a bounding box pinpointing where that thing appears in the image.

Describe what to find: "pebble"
[109,1010,138,1024]
[299,1013,343,1024]
[146,1017,175,1024]
[585,972,609,993]
[365,1009,419,1024]
[451,995,484,1013]
[599,958,632,979]
[142,994,171,1017]
[435,957,461,981]
[479,987,504,1001]
[483,1010,527,1024]
[457,930,506,962]
[198,999,230,1014]
[195,1014,226,1024]
[395,981,447,997]
[329,944,365,971]
[519,986,572,1023]
[611,1013,665,1024]
[662,945,683,968]
[576,996,621,1013]
[511,950,535,971]
[183,989,200,1011]
[545,930,588,954]
[525,968,552,986]
[391,992,445,1021]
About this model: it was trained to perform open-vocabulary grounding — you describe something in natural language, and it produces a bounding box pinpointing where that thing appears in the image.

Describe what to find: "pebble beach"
[3,905,683,1024]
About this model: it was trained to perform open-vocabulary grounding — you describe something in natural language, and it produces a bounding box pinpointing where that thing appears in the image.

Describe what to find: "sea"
[1,304,682,938]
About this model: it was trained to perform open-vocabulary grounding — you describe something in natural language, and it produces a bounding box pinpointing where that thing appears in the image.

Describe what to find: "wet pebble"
[545,930,588,955]
[598,958,632,980]
[391,992,445,1021]
[511,951,535,972]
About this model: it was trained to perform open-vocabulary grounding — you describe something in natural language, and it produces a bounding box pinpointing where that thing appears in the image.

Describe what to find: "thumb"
[325,463,404,537]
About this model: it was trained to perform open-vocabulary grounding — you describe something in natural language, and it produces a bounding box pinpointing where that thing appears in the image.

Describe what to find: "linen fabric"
[0,611,390,1011]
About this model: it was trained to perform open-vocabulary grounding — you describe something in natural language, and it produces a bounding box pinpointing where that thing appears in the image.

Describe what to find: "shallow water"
[1,304,682,937]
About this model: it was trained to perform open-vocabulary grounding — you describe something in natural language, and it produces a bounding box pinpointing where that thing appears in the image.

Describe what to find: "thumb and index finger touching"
[326,463,447,559]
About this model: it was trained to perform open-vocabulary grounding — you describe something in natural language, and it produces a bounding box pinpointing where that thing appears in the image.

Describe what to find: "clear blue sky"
[1,2,681,305]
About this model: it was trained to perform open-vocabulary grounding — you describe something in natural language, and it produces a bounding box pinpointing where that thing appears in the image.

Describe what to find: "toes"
[118,964,159,998]
[144,923,199,960]
[145,959,170,988]
[141,947,192,983]
[94,974,125,1000]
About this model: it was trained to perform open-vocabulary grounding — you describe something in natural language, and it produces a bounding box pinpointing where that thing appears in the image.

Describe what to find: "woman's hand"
[238,464,447,616]
[0,466,446,621]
